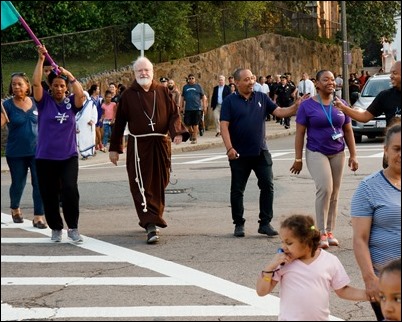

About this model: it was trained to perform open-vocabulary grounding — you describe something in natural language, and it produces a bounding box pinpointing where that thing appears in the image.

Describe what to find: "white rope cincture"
[128,132,167,213]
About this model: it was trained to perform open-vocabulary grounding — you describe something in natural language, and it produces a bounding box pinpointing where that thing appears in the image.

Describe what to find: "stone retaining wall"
[1,33,363,150]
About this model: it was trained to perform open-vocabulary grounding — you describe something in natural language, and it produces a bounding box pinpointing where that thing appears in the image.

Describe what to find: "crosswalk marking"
[2,277,190,286]
[1,213,343,321]
[76,146,384,168]
[1,303,279,319]
[176,148,383,165]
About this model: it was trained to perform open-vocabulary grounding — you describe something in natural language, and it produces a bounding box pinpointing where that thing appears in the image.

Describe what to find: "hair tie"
[310,225,316,230]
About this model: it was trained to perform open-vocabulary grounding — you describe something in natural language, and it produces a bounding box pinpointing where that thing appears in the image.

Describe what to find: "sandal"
[11,209,24,223]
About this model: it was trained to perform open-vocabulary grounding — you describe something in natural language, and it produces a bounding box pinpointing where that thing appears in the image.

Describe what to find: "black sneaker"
[258,224,278,237]
[234,224,245,237]
[147,231,159,244]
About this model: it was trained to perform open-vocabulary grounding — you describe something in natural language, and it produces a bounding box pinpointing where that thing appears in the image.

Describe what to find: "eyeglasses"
[189,77,195,80]
[11,72,27,77]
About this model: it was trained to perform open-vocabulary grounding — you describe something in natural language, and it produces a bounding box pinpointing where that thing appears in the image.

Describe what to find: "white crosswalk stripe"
[1,212,343,321]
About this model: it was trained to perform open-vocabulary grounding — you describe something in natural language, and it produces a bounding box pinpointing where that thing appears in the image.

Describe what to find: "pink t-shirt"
[101,102,116,120]
[273,249,350,321]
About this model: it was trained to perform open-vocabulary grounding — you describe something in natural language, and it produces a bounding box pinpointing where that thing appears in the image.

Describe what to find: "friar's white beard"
[136,76,152,86]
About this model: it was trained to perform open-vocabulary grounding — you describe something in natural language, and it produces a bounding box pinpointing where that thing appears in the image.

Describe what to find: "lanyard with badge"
[317,95,343,140]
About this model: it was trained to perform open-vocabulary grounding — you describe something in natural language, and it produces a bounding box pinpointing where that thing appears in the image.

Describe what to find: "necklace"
[384,169,401,187]
[137,91,156,131]
[13,96,31,112]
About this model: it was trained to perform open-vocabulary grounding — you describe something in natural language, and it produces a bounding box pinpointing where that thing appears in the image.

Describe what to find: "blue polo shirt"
[220,91,277,157]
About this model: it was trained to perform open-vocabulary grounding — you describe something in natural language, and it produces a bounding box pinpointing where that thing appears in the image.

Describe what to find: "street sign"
[131,23,154,56]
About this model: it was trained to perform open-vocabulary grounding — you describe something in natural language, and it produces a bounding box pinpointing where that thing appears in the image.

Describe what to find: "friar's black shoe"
[147,231,160,244]
[258,224,279,237]
[234,224,245,237]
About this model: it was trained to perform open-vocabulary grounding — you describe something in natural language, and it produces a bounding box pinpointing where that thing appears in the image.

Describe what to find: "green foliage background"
[1,1,400,90]
[2,1,400,47]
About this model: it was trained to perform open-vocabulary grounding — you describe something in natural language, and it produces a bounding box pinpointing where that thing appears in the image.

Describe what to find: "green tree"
[346,1,401,46]
[345,1,401,66]
[1,1,104,42]
[2,1,400,67]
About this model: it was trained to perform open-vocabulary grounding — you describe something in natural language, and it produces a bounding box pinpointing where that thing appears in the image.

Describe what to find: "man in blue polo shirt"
[220,68,306,238]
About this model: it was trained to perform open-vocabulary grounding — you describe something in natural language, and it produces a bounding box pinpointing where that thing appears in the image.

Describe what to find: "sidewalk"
[1,119,296,172]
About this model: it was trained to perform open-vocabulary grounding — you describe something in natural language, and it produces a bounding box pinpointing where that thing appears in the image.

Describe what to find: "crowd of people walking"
[1,49,400,321]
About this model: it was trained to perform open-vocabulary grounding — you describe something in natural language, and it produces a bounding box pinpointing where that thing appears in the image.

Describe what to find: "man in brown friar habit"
[109,56,190,244]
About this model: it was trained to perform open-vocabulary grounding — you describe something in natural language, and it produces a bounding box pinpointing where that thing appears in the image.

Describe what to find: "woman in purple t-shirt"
[32,45,86,243]
[290,70,358,249]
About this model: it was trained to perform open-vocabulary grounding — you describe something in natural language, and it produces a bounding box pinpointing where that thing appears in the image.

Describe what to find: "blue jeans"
[229,150,274,226]
[102,122,112,146]
[6,156,44,215]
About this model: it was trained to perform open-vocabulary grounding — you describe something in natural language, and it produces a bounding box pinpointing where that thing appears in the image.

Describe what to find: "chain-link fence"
[1,6,340,97]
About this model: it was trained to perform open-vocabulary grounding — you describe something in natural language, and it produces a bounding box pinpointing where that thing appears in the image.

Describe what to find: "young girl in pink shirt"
[100,90,116,152]
[256,214,369,321]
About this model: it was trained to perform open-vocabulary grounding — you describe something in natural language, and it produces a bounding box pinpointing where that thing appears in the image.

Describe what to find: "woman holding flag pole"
[3,1,87,241]
[32,44,86,243]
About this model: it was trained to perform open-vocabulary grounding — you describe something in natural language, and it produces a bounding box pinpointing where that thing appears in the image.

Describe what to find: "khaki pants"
[305,149,345,233]
[213,104,221,133]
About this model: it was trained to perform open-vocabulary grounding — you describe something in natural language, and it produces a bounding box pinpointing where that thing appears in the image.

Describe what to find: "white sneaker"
[327,232,339,246]
[319,233,329,249]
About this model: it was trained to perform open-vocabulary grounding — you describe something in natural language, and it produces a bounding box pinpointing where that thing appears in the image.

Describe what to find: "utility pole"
[341,1,350,105]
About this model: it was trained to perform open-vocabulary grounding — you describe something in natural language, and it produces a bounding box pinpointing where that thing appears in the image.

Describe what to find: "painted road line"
[2,213,344,321]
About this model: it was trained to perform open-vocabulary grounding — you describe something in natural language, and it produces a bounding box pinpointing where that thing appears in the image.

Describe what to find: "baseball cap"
[159,77,168,82]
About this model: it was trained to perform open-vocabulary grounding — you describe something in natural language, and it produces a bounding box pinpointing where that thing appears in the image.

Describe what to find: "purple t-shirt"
[296,97,351,155]
[35,91,79,160]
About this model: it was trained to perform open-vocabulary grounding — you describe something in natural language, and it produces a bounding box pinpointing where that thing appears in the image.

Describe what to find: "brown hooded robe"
[109,80,190,228]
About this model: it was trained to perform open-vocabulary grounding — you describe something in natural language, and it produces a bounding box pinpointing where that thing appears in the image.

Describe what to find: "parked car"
[351,73,392,143]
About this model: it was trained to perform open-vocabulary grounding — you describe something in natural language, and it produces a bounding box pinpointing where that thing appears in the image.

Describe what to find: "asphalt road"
[1,134,384,321]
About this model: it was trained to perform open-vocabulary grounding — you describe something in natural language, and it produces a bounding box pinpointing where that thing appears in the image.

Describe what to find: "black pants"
[36,157,80,230]
[229,150,274,226]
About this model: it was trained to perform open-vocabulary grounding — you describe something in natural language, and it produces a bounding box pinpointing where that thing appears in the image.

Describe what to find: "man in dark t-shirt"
[336,61,401,127]
[335,60,401,167]
[181,74,207,143]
